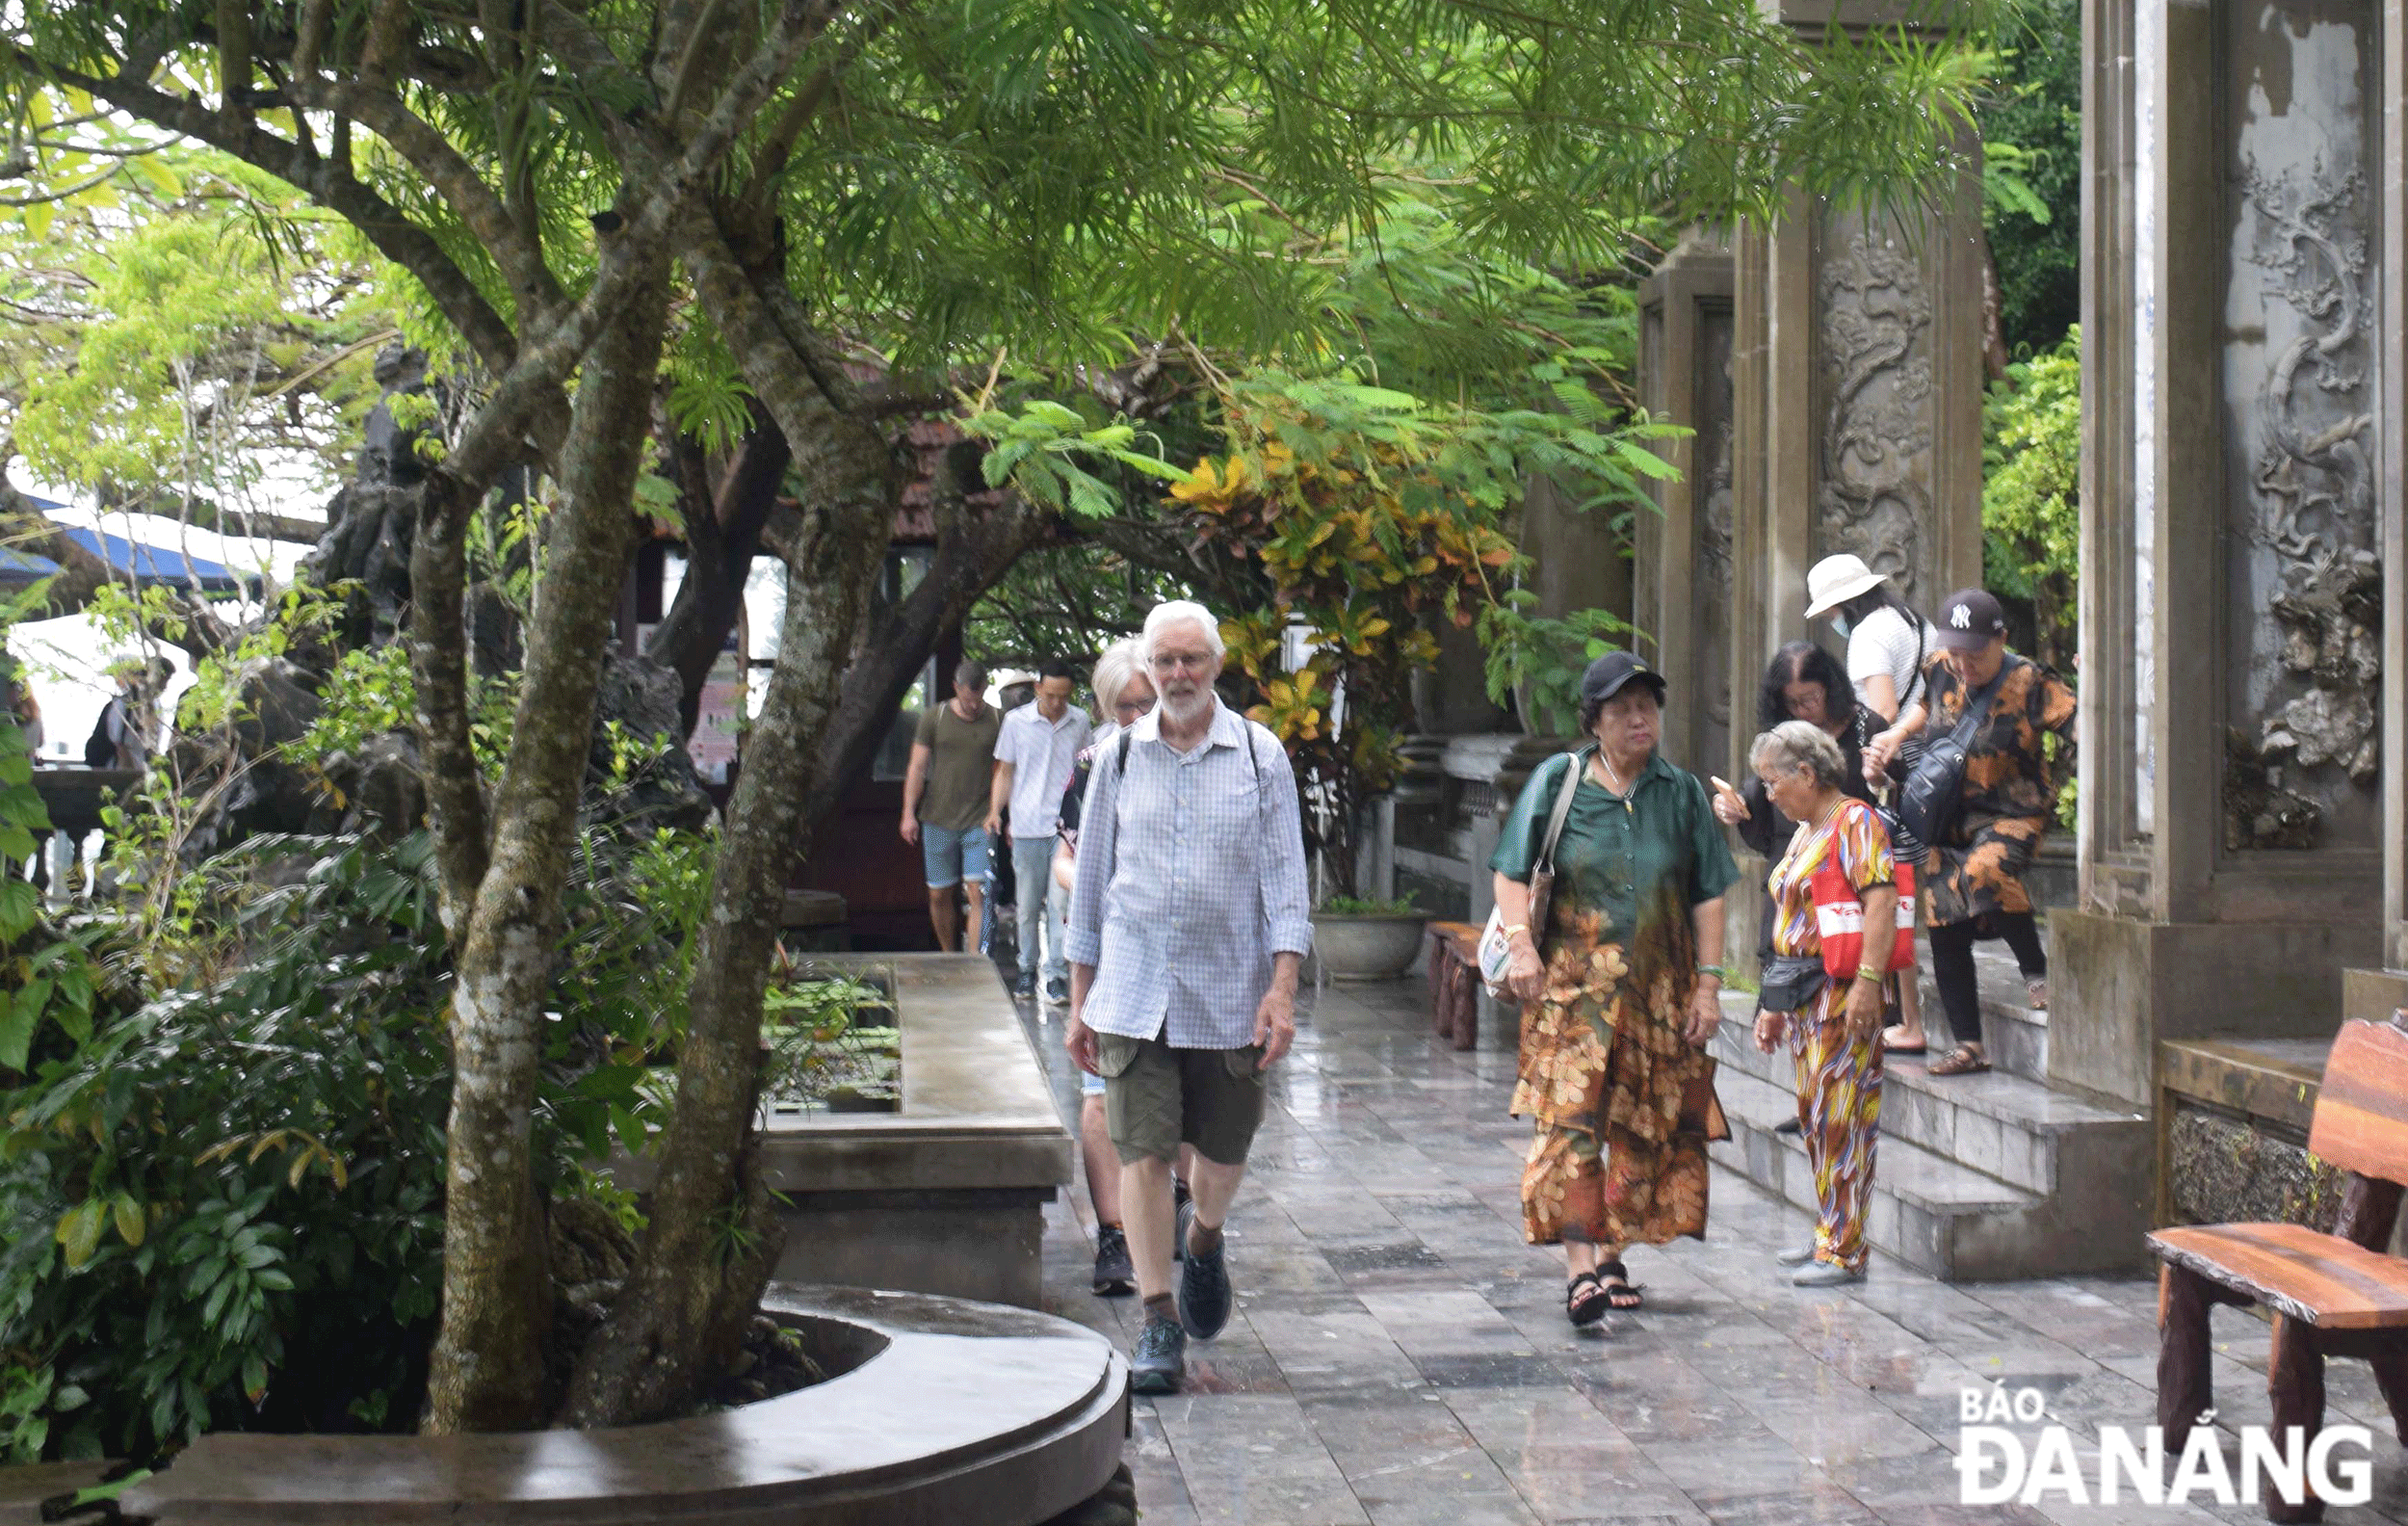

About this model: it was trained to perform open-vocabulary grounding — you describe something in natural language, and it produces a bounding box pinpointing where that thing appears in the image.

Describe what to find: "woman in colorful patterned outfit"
[1492,652,1738,1327]
[1749,720,1899,1286]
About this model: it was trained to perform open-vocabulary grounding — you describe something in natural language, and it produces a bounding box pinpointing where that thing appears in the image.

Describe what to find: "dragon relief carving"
[1698,314,1736,735]
[2228,157,2381,849]
[1816,231,1933,612]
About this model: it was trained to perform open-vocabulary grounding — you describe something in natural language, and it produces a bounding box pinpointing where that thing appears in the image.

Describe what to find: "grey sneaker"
[1091,1224,1134,1297]
[1776,1243,1818,1268]
[1793,1259,1866,1288]
[1131,1314,1187,1395]
[1177,1203,1233,1340]
[1045,976,1070,1006]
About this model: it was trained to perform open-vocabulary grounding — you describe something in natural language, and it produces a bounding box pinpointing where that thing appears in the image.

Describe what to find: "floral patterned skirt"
[1512,928,1712,1250]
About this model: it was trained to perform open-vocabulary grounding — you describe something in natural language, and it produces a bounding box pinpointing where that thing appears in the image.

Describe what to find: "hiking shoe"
[1045,976,1070,1006]
[1131,1314,1187,1395]
[1177,1202,1233,1340]
[1091,1224,1134,1297]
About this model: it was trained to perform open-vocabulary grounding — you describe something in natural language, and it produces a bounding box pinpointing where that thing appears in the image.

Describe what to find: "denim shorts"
[921,824,991,889]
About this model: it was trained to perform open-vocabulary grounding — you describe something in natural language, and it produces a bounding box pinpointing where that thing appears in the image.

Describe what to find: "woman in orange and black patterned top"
[1750,720,1898,1286]
[1863,590,2077,1078]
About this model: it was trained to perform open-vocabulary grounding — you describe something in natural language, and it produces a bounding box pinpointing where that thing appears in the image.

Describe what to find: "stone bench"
[2151,1013,2408,1522]
[111,1285,1127,1524]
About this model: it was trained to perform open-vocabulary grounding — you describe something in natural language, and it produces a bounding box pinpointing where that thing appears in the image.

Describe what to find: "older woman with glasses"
[1493,652,1737,1325]
[1749,720,1898,1286]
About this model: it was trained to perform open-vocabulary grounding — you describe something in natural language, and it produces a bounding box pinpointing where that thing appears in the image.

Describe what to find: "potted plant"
[1310,893,1429,981]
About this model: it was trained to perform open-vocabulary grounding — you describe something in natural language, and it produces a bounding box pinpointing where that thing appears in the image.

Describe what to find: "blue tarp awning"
[22,495,262,596]
[0,546,63,587]
[56,527,258,595]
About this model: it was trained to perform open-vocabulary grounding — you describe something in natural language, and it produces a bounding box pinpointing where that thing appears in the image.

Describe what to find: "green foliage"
[0,818,730,1463]
[959,399,1186,521]
[0,834,452,1462]
[1479,602,1640,740]
[1,138,388,510]
[1981,328,2080,673]
[1978,0,2081,355]
[1317,895,1422,917]
[761,972,901,1112]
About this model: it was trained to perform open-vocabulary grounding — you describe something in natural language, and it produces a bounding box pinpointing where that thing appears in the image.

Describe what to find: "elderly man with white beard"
[1064,598,1312,1395]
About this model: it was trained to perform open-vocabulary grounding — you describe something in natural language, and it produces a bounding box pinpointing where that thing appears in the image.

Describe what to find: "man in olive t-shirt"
[901,661,1003,951]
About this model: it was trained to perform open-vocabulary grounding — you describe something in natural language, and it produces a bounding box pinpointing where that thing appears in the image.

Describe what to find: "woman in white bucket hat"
[1804,553,1933,1054]
[1803,554,1930,727]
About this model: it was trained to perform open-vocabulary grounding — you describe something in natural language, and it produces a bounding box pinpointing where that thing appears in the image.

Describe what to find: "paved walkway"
[1020,976,2408,1526]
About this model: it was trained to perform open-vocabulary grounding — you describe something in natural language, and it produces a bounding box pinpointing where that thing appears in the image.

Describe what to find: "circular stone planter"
[113,1285,1127,1525]
[1312,913,1428,982]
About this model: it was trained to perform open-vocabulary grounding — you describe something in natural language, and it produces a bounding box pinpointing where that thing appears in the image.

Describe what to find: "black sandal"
[1566,1271,1610,1328]
[1597,1258,1644,1311]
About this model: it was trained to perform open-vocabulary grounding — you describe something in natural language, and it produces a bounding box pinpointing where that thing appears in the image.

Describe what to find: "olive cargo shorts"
[1095,1032,1267,1168]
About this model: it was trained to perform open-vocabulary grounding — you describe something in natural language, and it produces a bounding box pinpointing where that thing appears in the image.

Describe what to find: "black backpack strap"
[1904,611,1927,713]
[1116,727,1132,777]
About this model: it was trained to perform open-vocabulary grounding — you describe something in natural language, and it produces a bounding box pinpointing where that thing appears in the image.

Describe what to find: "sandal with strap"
[1565,1271,1610,1328]
[1596,1258,1644,1311]
[1928,1043,1990,1077]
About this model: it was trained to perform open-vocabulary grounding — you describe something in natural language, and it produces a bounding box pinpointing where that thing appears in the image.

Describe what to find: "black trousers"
[1927,913,2046,1044]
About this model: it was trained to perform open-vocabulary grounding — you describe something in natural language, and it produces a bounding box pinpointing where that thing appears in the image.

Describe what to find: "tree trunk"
[801,490,1049,831]
[563,226,902,1426]
[646,415,791,735]
[421,257,674,1435]
[563,491,889,1425]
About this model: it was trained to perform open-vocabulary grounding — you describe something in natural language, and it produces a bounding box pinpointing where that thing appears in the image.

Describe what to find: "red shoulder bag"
[1808,803,1915,981]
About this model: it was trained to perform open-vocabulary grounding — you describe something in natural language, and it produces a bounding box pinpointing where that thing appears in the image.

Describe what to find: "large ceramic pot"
[1312,913,1428,982]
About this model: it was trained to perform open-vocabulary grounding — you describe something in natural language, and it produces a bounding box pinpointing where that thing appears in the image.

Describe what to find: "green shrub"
[0,834,453,1461]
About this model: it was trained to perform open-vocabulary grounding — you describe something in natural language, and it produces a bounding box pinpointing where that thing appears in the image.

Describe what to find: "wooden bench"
[1426,920,1482,1050]
[2151,1013,2408,1522]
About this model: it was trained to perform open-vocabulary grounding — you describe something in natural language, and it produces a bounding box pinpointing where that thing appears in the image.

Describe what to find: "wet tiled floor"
[1020,976,2408,1525]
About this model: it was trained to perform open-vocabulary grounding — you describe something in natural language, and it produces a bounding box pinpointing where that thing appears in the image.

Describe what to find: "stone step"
[1711,1066,2032,1278]
[1706,995,2153,1282]
[1709,995,2143,1197]
[1913,936,2051,1083]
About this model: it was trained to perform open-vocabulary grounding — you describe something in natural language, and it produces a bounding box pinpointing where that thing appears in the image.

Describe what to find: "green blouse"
[1489,750,1739,942]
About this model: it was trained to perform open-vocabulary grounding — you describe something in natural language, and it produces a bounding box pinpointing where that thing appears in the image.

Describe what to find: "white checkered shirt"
[1065,700,1313,1048]
[994,700,1091,838]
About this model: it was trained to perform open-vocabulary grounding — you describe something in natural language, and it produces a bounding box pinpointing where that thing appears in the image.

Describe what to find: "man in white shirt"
[1064,600,1311,1394]
[988,659,1091,1002]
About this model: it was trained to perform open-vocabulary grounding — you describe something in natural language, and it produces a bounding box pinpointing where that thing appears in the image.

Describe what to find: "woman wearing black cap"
[1863,591,2076,1077]
[1489,651,1739,1325]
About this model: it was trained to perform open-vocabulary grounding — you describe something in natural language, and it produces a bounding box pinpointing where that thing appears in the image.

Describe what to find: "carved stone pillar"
[1636,233,1737,783]
[1728,178,1987,787]
[2060,0,2390,1106]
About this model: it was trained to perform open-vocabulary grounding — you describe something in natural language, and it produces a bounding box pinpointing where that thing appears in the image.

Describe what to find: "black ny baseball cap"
[1935,589,2008,650]
[1581,651,1668,705]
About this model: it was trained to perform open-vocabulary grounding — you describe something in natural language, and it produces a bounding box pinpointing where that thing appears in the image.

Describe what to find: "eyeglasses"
[1114,697,1156,721]
[1150,651,1215,673]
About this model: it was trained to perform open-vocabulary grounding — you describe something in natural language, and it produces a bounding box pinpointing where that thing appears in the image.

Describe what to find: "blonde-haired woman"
[1748,720,1898,1287]
[1053,638,1161,1298]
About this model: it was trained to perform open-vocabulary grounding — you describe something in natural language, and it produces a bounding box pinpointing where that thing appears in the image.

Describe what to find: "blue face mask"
[1832,616,1852,640]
